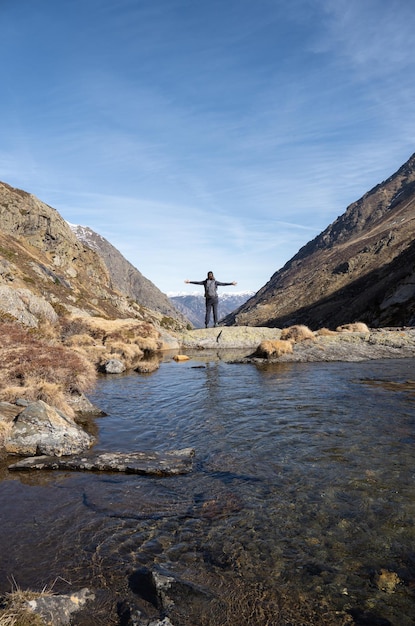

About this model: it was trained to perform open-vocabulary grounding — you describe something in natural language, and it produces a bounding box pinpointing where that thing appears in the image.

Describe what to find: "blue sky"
[1,0,415,294]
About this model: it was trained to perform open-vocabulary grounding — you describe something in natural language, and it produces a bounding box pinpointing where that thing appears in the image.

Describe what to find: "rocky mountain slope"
[69,224,187,324]
[0,181,187,330]
[224,152,415,329]
[170,291,254,328]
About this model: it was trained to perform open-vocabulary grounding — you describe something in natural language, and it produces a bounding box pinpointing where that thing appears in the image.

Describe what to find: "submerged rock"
[128,565,212,623]
[375,569,401,593]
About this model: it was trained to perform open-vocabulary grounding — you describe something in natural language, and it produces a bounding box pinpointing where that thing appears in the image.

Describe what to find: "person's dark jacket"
[188,279,234,299]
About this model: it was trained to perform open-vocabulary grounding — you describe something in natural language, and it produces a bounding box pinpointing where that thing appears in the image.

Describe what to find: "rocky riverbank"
[2,326,415,461]
[177,325,415,362]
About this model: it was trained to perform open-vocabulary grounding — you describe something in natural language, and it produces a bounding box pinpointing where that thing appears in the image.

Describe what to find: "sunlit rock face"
[0,181,188,330]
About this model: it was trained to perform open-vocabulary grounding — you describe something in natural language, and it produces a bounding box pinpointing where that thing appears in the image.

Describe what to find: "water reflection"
[1,358,415,625]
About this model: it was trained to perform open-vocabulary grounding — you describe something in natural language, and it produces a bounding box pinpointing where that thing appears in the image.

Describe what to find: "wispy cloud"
[1,0,415,293]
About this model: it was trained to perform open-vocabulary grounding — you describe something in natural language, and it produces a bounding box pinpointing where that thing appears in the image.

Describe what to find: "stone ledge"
[178,326,280,349]
[8,448,195,475]
[177,326,415,362]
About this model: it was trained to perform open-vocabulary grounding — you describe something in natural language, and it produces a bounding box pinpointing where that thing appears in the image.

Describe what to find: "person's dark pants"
[205,296,218,327]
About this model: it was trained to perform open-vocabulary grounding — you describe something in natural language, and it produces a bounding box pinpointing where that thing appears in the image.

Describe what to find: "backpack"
[205,279,217,298]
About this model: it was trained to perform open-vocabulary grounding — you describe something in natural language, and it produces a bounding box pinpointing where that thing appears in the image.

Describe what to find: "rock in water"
[5,400,94,456]
[8,448,195,475]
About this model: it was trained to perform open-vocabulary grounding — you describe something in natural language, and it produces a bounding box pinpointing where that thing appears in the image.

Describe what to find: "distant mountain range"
[169,292,254,328]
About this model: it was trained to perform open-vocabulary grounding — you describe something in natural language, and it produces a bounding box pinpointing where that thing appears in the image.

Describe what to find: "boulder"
[103,358,126,374]
[158,330,180,350]
[24,588,94,625]
[5,400,95,456]
[0,401,24,423]
[128,565,212,619]
[67,391,106,415]
[0,285,58,327]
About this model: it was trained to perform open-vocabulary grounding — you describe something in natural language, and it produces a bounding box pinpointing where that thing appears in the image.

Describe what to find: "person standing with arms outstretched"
[185,271,237,328]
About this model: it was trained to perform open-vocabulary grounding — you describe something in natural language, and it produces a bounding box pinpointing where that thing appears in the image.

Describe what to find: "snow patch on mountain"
[67,222,106,252]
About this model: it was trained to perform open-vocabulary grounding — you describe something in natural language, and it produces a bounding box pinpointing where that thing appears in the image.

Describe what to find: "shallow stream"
[1,355,414,624]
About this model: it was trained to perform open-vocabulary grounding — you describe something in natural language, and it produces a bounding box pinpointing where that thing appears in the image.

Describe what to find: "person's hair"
[207,271,214,277]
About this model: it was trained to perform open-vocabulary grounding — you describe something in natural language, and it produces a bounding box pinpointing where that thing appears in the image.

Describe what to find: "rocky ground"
[2,326,415,460]
[177,325,415,362]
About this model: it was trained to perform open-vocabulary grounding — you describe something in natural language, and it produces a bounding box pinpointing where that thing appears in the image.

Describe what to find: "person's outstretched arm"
[184,279,205,285]
[215,281,237,286]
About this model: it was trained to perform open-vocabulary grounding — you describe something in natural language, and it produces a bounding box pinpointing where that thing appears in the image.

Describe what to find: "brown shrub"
[315,327,337,336]
[64,333,96,347]
[135,357,161,373]
[22,378,76,417]
[36,319,60,343]
[100,340,144,370]
[61,316,160,360]
[254,339,294,358]
[68,316,158,341]
[280,325,315,342]
[336,322,370,333]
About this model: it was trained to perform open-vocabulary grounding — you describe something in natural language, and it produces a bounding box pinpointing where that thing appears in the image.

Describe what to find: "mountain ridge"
[223,152,415,328]
[69,223,188,324]
[0,181,188,331]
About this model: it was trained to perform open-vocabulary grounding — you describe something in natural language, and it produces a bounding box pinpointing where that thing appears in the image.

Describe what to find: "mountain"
[223,153,415,329]
[0,181,188,330]
[170,292,254,328]
[69,224,188,324]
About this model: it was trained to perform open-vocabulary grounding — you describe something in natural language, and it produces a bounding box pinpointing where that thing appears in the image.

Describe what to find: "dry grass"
[0,321,96,417]
[0,589,49,626]
[102,339,144,368]
[0,421,13,448]
[64,333,96,347]
[135,357,162,373]
[254,339,294,358]
[336,322,370,333]
[60,315,160,371]
[280,324,315,342]
[62,316,158,344]
[315,327,337,336]
[0,315,163,419]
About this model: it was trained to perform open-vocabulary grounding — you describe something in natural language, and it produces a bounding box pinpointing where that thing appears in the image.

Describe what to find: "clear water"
[1,356,415,625]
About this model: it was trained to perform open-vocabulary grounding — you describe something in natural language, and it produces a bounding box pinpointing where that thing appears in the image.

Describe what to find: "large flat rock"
[178,326,280,349]
[8,448,195,475]
[177,326,415,362]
